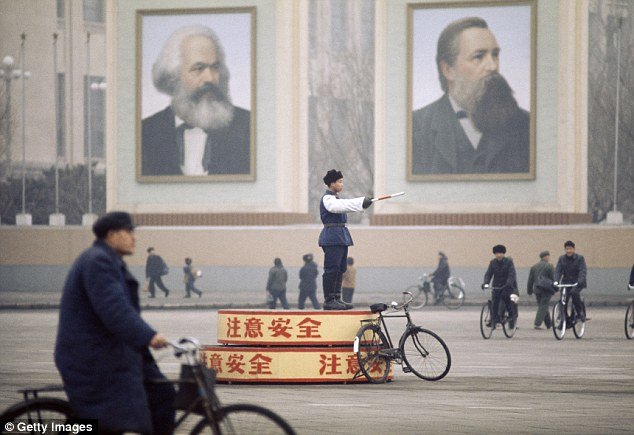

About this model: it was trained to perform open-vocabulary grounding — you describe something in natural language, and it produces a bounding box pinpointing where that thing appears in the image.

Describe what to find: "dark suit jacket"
[141,105,250,176]
[412,94,530,175]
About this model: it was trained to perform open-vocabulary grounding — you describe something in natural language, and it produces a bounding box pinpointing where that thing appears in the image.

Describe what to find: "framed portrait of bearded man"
[136,8,255,182]
[407,1,536,181]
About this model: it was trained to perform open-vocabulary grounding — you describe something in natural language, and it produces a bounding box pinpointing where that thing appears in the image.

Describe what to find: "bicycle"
[479,285,517,339]
[0,338,296,435]
[551,282,586,340]
[624,284,634,339]
[353,291,451,383]
[406,273,466,310]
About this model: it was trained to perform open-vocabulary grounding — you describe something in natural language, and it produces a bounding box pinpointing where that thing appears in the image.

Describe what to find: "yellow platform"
[217,309,377,346]
[201,345,392,383]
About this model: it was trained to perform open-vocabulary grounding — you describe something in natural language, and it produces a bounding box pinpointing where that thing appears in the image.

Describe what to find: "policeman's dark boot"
[322,273,347,310]
[334,274,353,310]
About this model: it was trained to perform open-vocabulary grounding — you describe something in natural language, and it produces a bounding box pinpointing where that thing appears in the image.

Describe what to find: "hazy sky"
[140,12,253,119]
[411,4,532,111]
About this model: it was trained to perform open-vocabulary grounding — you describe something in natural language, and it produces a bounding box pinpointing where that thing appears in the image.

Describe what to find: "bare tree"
[588,0,634,222]
[308,1,375,223]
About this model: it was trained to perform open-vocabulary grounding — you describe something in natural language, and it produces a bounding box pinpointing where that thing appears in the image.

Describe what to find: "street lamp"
[82,32,97,226]
[606,1,628,225]
[49,32,65,226]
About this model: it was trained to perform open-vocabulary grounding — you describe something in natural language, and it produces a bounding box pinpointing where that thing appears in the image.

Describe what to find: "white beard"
[171,84,234,131]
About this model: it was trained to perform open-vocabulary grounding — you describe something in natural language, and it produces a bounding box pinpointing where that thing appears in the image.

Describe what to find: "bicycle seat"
[370,303,388,313]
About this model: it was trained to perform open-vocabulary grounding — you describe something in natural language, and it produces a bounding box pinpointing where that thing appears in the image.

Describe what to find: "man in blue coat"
[319,169,373,310]
[55,212,175,434]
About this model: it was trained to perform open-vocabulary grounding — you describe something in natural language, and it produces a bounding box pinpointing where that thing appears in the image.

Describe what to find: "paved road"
[1,306,633,434]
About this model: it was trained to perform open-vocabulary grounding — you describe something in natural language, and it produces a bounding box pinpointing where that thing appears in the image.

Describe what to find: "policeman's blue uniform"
[319,190,365,305]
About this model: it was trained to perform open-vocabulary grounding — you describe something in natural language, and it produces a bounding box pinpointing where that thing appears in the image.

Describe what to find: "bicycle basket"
[370,303,388,313]
[174,364,216,413]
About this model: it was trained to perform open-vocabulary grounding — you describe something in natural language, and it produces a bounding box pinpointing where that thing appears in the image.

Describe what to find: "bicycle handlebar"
[389,291,414,311]
[168,337,201,365]
[554,282,578,288]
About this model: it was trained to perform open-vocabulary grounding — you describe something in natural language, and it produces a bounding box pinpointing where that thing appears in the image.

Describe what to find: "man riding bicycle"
[554,240,587,322]
[431,251,450,304]
[482,245,518,329]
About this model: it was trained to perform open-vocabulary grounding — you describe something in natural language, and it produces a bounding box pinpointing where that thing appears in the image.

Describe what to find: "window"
[83,75,105,159]
[83,0,103,23]
[56,73,65,157]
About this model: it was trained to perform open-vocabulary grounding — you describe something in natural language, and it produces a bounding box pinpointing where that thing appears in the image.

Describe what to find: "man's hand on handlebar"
[149,333,169,350]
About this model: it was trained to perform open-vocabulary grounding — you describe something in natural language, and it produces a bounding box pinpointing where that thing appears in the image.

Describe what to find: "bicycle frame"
[360,294,418,357]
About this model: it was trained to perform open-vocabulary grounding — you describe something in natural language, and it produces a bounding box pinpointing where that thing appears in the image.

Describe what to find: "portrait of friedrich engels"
[141,25,250,177]
[412,17,530,176]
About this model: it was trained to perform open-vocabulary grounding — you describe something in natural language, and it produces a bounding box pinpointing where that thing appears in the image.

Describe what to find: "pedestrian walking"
[266,258,290,309]
[298,253,321,309]
[183,257,203,298]
[527,250,555,329]
[55,212,175,434]
[318,169,373,310]
[145,247,171,298]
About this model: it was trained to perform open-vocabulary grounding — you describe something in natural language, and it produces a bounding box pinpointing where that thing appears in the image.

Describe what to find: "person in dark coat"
[266,258,290,309]
[526,250,555,329]
[55,211,175,434]
[146,247,171,298]
[298,253,321,309]
[554,240,588,322]
[629,264,634,289]
[319,169,373,310]
[412,17,530,175]
[431,252,451,304]
[482,244,518,328]
[183,257,203,298]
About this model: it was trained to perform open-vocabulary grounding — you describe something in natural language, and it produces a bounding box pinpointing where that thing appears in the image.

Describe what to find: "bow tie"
[456,110,468,119]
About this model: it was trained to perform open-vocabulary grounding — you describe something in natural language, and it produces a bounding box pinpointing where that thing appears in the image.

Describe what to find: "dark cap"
[492,244,506,254]
[92,211,135,239]
[323,169,343,186]
[539,250,550,259]
[302,253,313,262]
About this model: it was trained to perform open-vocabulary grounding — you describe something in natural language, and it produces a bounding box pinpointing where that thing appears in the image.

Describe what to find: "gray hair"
[436,17,489,93]
[152,25,229,96]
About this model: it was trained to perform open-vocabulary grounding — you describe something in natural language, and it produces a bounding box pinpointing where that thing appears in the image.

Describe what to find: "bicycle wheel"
[408,286,428,309]
[502,311,517,338]
[573,300,586,339]
[442,286,465,310]
[399,327,451,381]
[0,398,75,431]
[552,302,566,340]
[191,403,296,434]
[354,324,391,383]
[625,301,634,339]
[480,302,493,339]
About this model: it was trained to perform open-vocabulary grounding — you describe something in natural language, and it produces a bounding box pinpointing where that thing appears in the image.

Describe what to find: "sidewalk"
[0,290,629,309]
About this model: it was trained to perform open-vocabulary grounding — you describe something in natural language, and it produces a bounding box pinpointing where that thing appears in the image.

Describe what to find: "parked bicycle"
[552,282,586,340]
[624,284,634,339]
[480,285,518,339]
[353,291,451,383]
[406,273,466,310]
[0,337,296,435]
